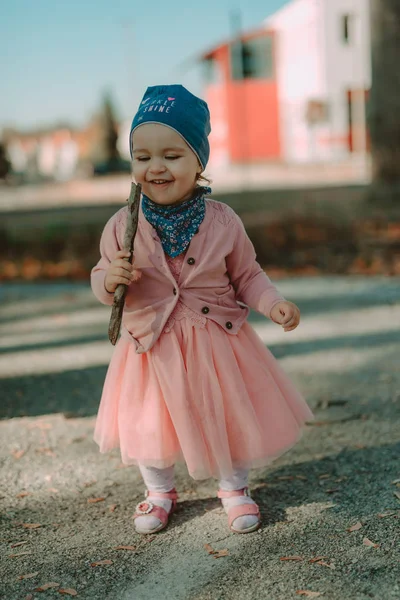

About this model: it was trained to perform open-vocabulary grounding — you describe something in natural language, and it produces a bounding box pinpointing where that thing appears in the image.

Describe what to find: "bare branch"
[108,182,142,345]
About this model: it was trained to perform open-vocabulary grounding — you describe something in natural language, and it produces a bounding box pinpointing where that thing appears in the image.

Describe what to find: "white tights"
[139,464,249,492]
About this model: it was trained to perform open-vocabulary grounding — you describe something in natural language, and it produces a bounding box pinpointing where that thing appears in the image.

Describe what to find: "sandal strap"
[145,488,178,501]
[217,487,250,499]
[227,503,260,529]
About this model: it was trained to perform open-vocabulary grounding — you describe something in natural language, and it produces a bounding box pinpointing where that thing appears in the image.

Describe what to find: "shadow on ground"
[1,326,398,420]
[2,443,399,600]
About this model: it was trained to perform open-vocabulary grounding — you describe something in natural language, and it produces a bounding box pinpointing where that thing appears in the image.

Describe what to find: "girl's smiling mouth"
[149,180,173,188]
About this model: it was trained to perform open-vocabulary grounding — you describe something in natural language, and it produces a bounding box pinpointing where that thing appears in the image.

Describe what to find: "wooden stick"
[108,182,142,345]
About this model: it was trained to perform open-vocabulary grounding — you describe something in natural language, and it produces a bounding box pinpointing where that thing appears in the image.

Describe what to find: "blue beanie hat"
[130,84,211,170]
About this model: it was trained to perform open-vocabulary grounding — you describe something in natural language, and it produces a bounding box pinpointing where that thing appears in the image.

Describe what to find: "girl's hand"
[270,301,300,332]
[104,250,141,293]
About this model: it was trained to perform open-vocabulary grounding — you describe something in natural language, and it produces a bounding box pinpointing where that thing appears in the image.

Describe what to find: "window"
[203,57,222,85]
[342,14,353,44]
[231,35,274,80]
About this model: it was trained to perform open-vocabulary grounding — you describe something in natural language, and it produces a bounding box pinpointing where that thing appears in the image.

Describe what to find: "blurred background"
[1,0,399,280]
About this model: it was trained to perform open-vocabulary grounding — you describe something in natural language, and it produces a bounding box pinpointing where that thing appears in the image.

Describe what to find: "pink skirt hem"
[94,319,313,480]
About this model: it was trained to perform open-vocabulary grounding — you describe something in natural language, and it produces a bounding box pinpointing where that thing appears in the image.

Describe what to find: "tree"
[90,91,121,171]
[0,142,11,180]
[368,0,400,195]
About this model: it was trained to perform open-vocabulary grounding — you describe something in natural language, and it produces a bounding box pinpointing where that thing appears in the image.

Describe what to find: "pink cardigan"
[91,199,285,353]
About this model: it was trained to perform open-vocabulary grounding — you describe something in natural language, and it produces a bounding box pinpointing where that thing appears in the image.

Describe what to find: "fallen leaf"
[87,497,105,504]
[9,551,32,558]
[325,488,340,494]
[108,504,117,513]
[48,488,59,494]
[114,545,136,551]
[309,556,328,563]
[16,491,31,498]
[213,549,229,559]
[319,474,331,479]
[83,480,97,488]
[35,448,56,457]
[17,572,39,580]
[391,479,400,485]
[22,523,41,529]
[91,560,113,567]
[12,449,26,459]
[280,556,303,561]
[35,582,60,591]
[394,492,400,501]
[59,589,78,596]
[363,537,379,548]
[204,544,229,558]
[296,475,308,481]
[347,522,362,532]
[277,475,295,481]
[316,561,335,569]
[11,541,28,548]
[378,512,397,518]
[296,592,323,598]
[25,595,34,600]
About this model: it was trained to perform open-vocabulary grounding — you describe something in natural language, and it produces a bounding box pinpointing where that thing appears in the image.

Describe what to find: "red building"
[201,28,281,167]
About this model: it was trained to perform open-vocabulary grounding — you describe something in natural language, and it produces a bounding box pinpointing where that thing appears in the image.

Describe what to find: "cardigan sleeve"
[226,212,285,318]
[90,210,125,306]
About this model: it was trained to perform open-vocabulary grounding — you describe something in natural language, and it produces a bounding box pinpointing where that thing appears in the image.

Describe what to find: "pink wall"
[227,80,280,162]
[204,32,281,164]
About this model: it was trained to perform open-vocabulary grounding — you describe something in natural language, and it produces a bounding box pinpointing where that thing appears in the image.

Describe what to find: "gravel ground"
[0,276,399,600]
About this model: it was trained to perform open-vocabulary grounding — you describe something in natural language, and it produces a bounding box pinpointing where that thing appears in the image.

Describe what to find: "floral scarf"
[142,186,211,257]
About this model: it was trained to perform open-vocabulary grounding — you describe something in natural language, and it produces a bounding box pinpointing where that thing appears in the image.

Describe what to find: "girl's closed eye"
[136,156,180,161]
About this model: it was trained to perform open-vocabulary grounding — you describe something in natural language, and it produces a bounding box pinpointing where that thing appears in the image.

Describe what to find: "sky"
[0,0,289,131]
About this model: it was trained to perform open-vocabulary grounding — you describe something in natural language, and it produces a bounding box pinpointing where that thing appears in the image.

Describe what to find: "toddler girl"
[91,84,313,535]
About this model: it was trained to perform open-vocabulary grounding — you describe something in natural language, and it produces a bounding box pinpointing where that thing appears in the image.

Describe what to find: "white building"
[266,0,371,162]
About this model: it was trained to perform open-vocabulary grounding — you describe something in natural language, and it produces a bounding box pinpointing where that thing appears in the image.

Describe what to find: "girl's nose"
[148,159,167,174]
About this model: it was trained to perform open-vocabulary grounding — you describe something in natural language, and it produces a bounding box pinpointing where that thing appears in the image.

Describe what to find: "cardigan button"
[202,306,210,314]
[173,288,177,295]
[226,321,233,330]
[187,257,195,265]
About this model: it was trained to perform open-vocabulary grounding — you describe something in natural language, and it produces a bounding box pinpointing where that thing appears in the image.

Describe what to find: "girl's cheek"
[132,165,146,182]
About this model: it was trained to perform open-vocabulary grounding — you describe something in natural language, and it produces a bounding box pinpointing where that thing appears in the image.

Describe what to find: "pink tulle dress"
[94,253,313,480]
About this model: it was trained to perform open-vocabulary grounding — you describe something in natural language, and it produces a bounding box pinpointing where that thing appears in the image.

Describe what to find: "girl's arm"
[90,212,122,306]
[226,213,285,319]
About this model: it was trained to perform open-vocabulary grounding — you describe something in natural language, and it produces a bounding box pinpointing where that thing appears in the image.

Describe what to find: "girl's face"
[131,123,202,206]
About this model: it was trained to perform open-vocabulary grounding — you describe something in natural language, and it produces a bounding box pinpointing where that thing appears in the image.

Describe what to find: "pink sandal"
[133,489,178,534]
[218,487,261,534]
